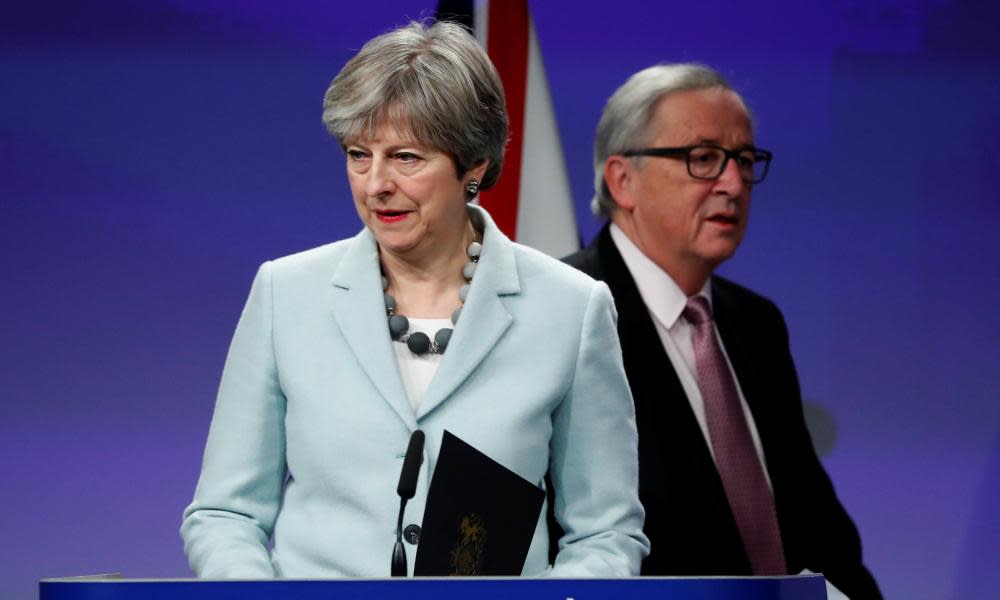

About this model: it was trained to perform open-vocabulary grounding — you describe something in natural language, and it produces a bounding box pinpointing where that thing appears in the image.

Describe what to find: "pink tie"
[683,296,787,575]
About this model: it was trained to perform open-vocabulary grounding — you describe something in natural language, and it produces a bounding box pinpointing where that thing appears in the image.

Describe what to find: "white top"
[609,224,770,484]
[393,317,451,410]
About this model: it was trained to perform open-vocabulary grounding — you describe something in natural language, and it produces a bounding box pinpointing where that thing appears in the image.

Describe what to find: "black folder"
[414,430,545,576]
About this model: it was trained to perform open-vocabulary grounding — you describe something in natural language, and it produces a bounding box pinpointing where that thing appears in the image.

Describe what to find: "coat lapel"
[592,227,736,525]
[592,227,695,429]
[329,228,416,430]
[416,207,518,420]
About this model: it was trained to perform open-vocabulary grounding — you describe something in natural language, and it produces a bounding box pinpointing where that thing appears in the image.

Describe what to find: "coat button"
[403,524,421,545]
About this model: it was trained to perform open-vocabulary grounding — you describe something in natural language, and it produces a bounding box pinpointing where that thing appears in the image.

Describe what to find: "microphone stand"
[392,430,424,577]
[391,499,409,576]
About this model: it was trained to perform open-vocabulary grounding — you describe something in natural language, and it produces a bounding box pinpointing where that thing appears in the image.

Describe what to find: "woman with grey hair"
[181,21,648,578]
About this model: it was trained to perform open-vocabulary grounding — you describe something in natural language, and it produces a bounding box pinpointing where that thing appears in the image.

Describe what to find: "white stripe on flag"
[516,13,579,257]
[475,0,578,257]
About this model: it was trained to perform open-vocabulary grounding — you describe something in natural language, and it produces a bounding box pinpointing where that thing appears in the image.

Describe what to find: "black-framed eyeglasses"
[621,144,773,184]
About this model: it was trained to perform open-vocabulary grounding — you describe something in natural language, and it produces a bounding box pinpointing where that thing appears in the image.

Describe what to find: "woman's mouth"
[374,209,409,223]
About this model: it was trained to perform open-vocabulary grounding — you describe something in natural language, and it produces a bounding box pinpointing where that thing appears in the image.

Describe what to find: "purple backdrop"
[3,1,998,598]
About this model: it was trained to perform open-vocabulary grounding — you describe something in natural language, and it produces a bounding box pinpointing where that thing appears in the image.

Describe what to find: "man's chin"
[696,243,740,267]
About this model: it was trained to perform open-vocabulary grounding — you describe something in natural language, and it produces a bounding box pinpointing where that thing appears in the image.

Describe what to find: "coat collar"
[418,206,517,418]
[328,206,519,428]
[329,225,416,428]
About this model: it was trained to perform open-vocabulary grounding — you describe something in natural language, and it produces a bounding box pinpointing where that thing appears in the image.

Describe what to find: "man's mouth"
[706,212,739,226]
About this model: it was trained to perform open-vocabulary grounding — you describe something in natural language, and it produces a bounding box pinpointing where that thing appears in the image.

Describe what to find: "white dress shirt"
[609,224,770,483]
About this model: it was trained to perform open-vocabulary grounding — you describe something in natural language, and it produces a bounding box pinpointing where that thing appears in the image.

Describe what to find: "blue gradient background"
[3,1,998,598]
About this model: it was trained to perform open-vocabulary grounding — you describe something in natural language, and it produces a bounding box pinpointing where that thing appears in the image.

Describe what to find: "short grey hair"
[592,63,748,218]
[322,21,508,193]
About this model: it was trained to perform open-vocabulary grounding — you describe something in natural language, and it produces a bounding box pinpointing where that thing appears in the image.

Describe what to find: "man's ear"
[604,156,637,211]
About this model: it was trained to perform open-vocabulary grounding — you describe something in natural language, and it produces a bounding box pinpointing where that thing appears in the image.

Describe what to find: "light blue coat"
[181,207,649,578]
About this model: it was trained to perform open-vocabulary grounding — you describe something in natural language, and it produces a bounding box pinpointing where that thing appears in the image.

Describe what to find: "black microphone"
[392,430,425,577]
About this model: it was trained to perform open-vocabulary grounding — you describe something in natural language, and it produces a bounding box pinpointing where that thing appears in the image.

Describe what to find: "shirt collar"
[608,223,712,329]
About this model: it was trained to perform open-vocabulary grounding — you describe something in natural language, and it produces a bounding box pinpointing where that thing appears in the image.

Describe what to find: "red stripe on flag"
[482,0,529,240]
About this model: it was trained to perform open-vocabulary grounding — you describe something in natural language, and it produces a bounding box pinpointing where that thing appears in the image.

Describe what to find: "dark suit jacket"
[561,225,881,598]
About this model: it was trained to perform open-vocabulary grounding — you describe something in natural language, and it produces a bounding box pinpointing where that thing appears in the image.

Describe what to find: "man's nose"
[713,156,746,196]
[366,158,395,197]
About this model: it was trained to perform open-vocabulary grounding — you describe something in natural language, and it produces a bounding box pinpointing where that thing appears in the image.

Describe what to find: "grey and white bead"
[462,261,477,280]
[467,241,482,261]
[406,331,431,355]
[434,328,453,352]
[388,314,409,340]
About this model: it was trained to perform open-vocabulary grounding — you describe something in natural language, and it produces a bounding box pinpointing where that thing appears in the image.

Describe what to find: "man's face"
[616,87,754,281]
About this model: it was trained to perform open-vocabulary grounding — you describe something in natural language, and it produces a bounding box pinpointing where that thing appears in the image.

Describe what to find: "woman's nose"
[366,158,396,197]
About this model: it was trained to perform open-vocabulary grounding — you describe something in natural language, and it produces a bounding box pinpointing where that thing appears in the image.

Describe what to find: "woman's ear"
[467,158,490,185]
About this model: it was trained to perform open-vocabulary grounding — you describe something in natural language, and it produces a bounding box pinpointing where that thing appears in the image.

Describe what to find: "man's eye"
[690,149,721,164]
[736,154,755,168]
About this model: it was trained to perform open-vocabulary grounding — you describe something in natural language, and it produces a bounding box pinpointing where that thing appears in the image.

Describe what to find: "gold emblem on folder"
[449,513,487,575]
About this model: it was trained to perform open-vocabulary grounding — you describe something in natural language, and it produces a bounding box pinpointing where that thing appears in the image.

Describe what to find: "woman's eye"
[394,152,421,163]
[346,149,368,161]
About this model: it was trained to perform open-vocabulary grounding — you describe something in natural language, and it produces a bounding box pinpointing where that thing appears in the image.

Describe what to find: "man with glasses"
[563,64,880,598]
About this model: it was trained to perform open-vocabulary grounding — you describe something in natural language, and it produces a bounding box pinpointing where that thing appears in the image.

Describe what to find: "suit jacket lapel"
[593,226,694,437]
[416,207,517,420]
[592,227,735,520]
[330,228,416,430]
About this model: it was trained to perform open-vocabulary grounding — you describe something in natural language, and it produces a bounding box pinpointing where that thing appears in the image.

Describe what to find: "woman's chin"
[372,230,422,257]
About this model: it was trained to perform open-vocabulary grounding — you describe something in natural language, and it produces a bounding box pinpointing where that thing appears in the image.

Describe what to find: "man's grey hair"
[322,21,508,194]
[592,63,748,218]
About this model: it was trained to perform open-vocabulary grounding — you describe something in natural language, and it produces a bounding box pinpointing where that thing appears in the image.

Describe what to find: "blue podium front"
[41,575,827,599]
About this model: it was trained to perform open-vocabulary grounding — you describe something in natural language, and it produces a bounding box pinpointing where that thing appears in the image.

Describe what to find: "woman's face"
[345,121,484,261]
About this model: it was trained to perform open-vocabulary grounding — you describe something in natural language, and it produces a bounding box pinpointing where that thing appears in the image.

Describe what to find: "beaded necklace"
[382,240,481,355]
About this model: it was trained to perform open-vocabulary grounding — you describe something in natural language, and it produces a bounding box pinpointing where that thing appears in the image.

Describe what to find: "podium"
[41,574,827,599]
